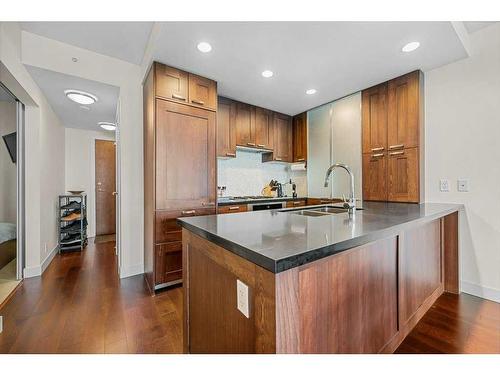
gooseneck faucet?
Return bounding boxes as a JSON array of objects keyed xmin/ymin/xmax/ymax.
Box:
[{"xmin": 324, "ymin": 163, "xmax": 356, "ymax": 214}]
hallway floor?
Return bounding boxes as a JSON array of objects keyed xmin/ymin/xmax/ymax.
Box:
[{"xmin": 0, "ymin": 240, "xmax": 498, "ymax": 353}]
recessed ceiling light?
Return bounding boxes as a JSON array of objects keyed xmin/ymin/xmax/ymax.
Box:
[
  {"xmin": 98, "ymin": 122, "xmax": 116, "ymax": 131},
  {"xmin": 64, "ymin": 89, "xmax": 98, "ymax": 105},
  {"xmin": 262, "ymin": 70, "xmax": 274, "ymax": 78},
  {"xmin": 306, "ymin": 89, "xmax": 317, "ymax": 95},
  {"xmin": 197, "ymin": 42, "xmax": 212, "ymax": 53},
  {"xmin": 402, "ymin": 41, "xmax": 420, "ymax": 52}
]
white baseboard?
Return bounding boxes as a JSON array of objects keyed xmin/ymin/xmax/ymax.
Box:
[
  {"xmin": 120, "ymin": 263, "xmax": 144, "ymax": 279},
  {"xmin": 23, "ymin": 245, "xmax": 58, "ymax": 278},
  {"xmin": 461, "ymin": 280, "xmax": 500, "ymax": 303}
]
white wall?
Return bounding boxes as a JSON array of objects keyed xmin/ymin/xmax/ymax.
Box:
[
  {"xmin": 425, "ymin": 23, "xmax": 500, "ymax": 302},
  {"xmin": 0, "ymin": 101, "xmax": 17, "ymax": 223},
  {"xmin": 20, "ymin": 30, "xmax": 144, "ymax": 278},
  {"xmin": 65, "ymin": 128, "xmax": 115, "ymax": 238},
  {"xmin": 217, "ymin": 150, "xmax": 307, "ymax": 197},
  {"xmin": 0, "ymin": 22, "xmax": 66, "ymax": 277}
]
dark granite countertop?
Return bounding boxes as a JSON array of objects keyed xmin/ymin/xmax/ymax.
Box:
[
  {"xmin": 178, "ymin": 201, "xmax": 462, "ymax": 273},
  {"xmin": 217, "ymin": 196, "xmax": 308, "ymax": 206}
]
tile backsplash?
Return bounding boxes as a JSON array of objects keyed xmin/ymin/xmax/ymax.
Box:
[{"xmin": 217, "ymin": 150, "xmax": 307, "ymax": 197}]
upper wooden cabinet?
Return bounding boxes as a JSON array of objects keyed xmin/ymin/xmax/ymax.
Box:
[
  {"xmin": 387, "ymin": 71, "xmax": 421, "ymax": 150},
  {"xmin": 154, "ymin": 62, "xmax": 217, "ymax": 111},
  {"xmin": 362, "ymin": 71, "xmax": 423, "ymax": 203},
  {"xmin": 362, "ymin": 83, "xmax": 388, "ymax": 154},
  {"xmin": 270, "ymin": 113, "xmax": 292, "ymax": 162},
  {"xmin": 188, "ymin": 73, "xmax": 217, "ymax": 110},
  {"xmin": 255, "ymin": 107, "xmax": 273, "ymax": 150},
  {"xmin": 235, "ymin": 102, "xmax": 256, "ymax": 147},
  {"xmin": 217, "ymin": 97, "xmax": 237, "ymax": 158},
  {"xmin": 292, "ymin": 112, "xmax": 307, "ymax": 162}
]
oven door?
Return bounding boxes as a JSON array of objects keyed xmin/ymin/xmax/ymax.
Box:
[{"xmin": 248, "ymin": 201, "xmax": 286, "ymax": 211}]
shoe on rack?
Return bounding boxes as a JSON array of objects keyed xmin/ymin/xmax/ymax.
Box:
[
  {"xmin": 61, "ymin": 211, "xmax": 81, "ymax": 221},
  {"xmin": 61, "ymin": 201, "xmax": 81, "ymax": 210}
]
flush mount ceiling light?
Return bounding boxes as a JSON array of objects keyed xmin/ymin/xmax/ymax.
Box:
[
  {"xmin": 98, "ymin": 122, "xmax": 116, "ymax": 131},
  {"xmin": 64, "ymin": 89, "xmax": 98, "ymax": 105},
  {"xmin": 261, "ymin": 70, "xmax": 274, "ymax": 78},
  {"xmin": 402, "ymin": 41, "xmax": 420, "ymax": 52},
  {"xmin": 197, "ymin": 42, "xmax": 212, "ymax": 53},
  {"xmin": 306, "ymin": 88, "xmax": 317, "ymax": 95}
]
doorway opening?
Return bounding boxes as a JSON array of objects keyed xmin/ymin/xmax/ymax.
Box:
[
  {"xmin": 0, "ymin": 82, "xmax": 24, "ymax": 307},
  {"xmin": 94, "ymin": 139, "xmax": 117, "ymax": 244}
]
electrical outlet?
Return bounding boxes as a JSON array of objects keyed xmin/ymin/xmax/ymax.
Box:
[
  {"xmin": 439, "ymin": 179, "xmax": 450, "ymax": 192},
  {"xmin": 458, "ymin": 179, "xmax": 469, "ymax": 192},
  {"xmin": 236, "ymin": 279, "xmax": 249, "ymax": 318}
]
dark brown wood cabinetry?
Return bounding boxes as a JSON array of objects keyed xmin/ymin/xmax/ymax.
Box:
[
  {"xmin": 292, "ymin": 112, "xmax": 307, "ymax": 163},
  {"xmin": 235, "ymin": 102, "xmax": 256, "ymax": 147},
  {"xmin": 144, "ymin": 62, "xmax": 217, "ymax": 292},
  {"xmin": 218, "ymin": 204, "xmax": 248, "ymax": 214},
  {"xmin": 263, "ymin": 112, "xmax": 292, "ymax": 162},
  {"xmin": 217, "ymin": 97, "xmax": 236, "ymax": 157},
  {"xmin": 255, "ymin": 107, "xmax": 274, "ymax": 150},
  {"xmin": 362, "ymin": 71, "xmax": 423, "ymax": 203},
  {"xmin": 286, "ymin": 200, "xmax": 306, "ymax": 208}
]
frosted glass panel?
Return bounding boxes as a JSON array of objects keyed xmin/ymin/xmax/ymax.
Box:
[{"xmin": 307, "ymin": 103, "xmax": 332, "ymax": 197}]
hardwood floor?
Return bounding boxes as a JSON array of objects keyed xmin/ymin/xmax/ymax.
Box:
[
  {"xmin": 0, "ymin": 240, "xmax": 183, "ymax": 354},
  {"xmin": 396, "ymin": 292, "xmax": 500, "ymax": 354},
  {"xmin": 0, "ymin": 239, "xmax": 498, "ymax": 354}
]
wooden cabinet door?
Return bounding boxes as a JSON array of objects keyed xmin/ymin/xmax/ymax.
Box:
[
  {"xmin": 254, "ymin": 107, "xmax": 273, "ymax": 150},
  {"xmin": 155, "ymin": 242, "xmax": 183, "ymax": 285},
  {"xmin": 273, "ymin": 113, "xmax": 292, "ymax": 162},
  {"xmin": 292, "ymin": 112, "xmax": 307, "ymax": 162},
  {"xmin": 286, "ymin": 200, "xmax": 306, "ymax": 208},
  {"xmin": 235, "ymin": 102, "xmax": 255, "ymax": 147},
  {"xmin": 217, "ymin": 97, "xmax": 236, "ymax": 158},
  {"xmin": 387, "ymin": 147, "xmax": 419, "ymax": 203},
  {"xmin": 388, "ymin": 71, "xmax": 420, "ymax": 151},
  {"xmin": 188, "ymin": 73, "xmax": 217, "ymax": 110},
  {"xmin": 218, "ymin": 204, "xmax": 248, "ymax": 214},
  {"xmin": 362, "ymin": 153, "xmax": 387, "ymax": 201},
  {"xmin": 155, "ymin": 64, "xmax": 189, "ymax": 103},
  {"xmin": 155, "ymin": 100, "xmax": 216, "ymax": 210},
  {"xmin": 362, "ymin": 83, "xmax": 388, "ymax": 154}
]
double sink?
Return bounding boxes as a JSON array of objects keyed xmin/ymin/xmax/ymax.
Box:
[{"xmin": 281, "ymin": 205, "xmax": 363, "ymax": 217}]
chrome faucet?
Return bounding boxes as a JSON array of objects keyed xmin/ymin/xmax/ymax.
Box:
[{"xmin": 324, "ymin": 163, "xmax": 356, "ymax": 214}]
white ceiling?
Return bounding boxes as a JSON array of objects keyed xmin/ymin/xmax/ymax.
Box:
[
  {"xmin": 26, "ymin": 65, "xmax": 119, "ymax": 131},
  {"xmin": 463, "ymin": 21, "xmax": 497, "ymax": 34},
  {"xmin": 21, "ymin": 22, "xmax": 153, "ymax": 64}
]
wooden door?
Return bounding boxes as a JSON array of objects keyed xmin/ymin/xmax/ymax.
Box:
[
  {"xmin": 95, "ymin": 139, "xmax": 116, "ymax": 235},
  {"xmin": 188, "ymin": 73, "xmax": 217, "ymax": 110},
  {"xmin": 235, "ymin": 102, "xmax": 255, "ymax": 147},
  {"xmin": 387, "ymin": 147, "xmax": 419, "ymax": 203},
  {"xmin": 155, "ymin": 64, "xmax": 189, "ymax": 103},
  {"xmin": 217, "ymin": 97, "xmax": 236, "ymax": 157},
  {"xmin": 362, "ymin": 153, "xmax": 387, "ymax": 201},
  {"xmin": 155, "ymin": 100, "xmax": 216, "ymax": 210},
  {"xmin": 362, "ymin": 83, "xmax": 388, "ymax": 154},
  {"xmin": 388, "ymin": 71, "xmax": 420, "ymax": 151},
  {"xmin": 293, "ymin": 112, "xmax": 307, "ymax": 162},
  {"xmin": 273, "ymin": 113, "xmax": 292, "ymax": 162},
  {"xmin": 255, "ymin": 107, "xmax": 273, "ymax": 150}
]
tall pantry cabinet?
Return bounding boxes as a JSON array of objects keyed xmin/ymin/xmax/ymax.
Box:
[
  {"xmin": 144, "ymin": 62, "xmax": 217, "ymax": 292},
  {"xmin": 362, "ymin": 70, "xmax": 424, "ymax": 203}
]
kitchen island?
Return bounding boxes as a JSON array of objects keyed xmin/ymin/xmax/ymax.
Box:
[{"xmin": 178, "ymin": 202, "xmax": 461, "ymax": 354}]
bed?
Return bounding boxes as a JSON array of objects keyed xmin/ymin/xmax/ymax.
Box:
[{"xmin": 0, "ymin": 222, "xmax": 16, "ymax": 270}]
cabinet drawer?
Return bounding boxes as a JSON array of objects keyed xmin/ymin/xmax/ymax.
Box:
[
  {"xmin": 306, "ymin": 198, "xmax": 343, "ymax": 206},
  {"xmin": 155, "ymin": 208, "xmax": 215, "ymax": 243},
  {"xmin": 218, "ymin": 204, "xmax": 248, "ymax": 214},
  {"xmin": 155, "ymin": 242, "xmax": 183, "ymax": 285},
  {"xmin": 155, "ymin": 64, "xmax": 189, "ymax": 103},
  {"xmin": 286, "ymin": 200, "xmax": 306, "ymax": 208}
]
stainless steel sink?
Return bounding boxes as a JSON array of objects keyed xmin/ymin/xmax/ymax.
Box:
[
  {"xmin": 291, "ymin": 210, "xmax": 331, "ymax": 217},
  {"xmin": 282, "ymin": 205, "xmax": 363, "ymax": 217},
  {"xmin": 310, "ymin": 206, "xmax": 349, "ymax": 214}
]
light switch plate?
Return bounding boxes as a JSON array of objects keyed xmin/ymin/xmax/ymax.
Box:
[
  {"xmin": 458, "ymin": 179, "xmax": 469, "ymax": 192},
  {"xmin": 440, "ymin": 179, "xmax": 450, "ymax": 192},
  {"xmin": 236, "ymin": 279, "xmax": 249, "ymax": 318}
]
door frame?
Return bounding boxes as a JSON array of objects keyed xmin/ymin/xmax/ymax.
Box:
[
  {"xmin": 94, "ymin": 139, "xmax": 117, "ymax": 237},
  {"xmin": 16, "ymin": 100, "xmax": 25, "ymax": 280}
]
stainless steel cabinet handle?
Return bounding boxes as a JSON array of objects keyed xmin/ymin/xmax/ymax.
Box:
[
  {"xmin": 172, "ymin": 93, "xmax": 186, "ymax": 101},
  {"xmin": 389, "ymin": 151, "xmax": 405, "ymax": 156},
  {"xmin": 202, "ymin": 202, "xmax": 215, "ymax": 206},
  {"xmin": 320, "ymin": 200, "xmax": 331, "ymax": 203},
  {"xmin": 371, "ymin": 153, "xmax": 385, "ymax": 158},
  {"xmin": 228, "ymin": 206, "xmax": 240, "ymax": 210},
  {"xmin": 371, "ymin": 147, "xmax": 385, "ymax": 152},
  {"xmin": 275, "ymin": 157, "xmax": 282, "ymax": 161},
  {"xmin": 296, "ymin": 158, "xmax": 305, "ymax": 161},
  {"xmin": 389, "ymin": 144, "xmax": 404, "ymax": 150},
  {"xmin": 293, "ymin": 201, "xmax": 303, "ymax": 205},
  {"xmin": 247, "ymin": 142, "xmax": 256, "ymax": 146},
  {"xmin": 181, "ymin": 210, "xmax": 196, "ymax": 215},
  {"xmin": 191, "ymin": 99, "xmax": 205, "ymax": 105},
  {"xmin": 257, "ymin": 144, "xmax": 266, "ymax": 148},
  {"xmin": 225, "ymin": 152, "xmax": 236, "ymax": 157}
]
